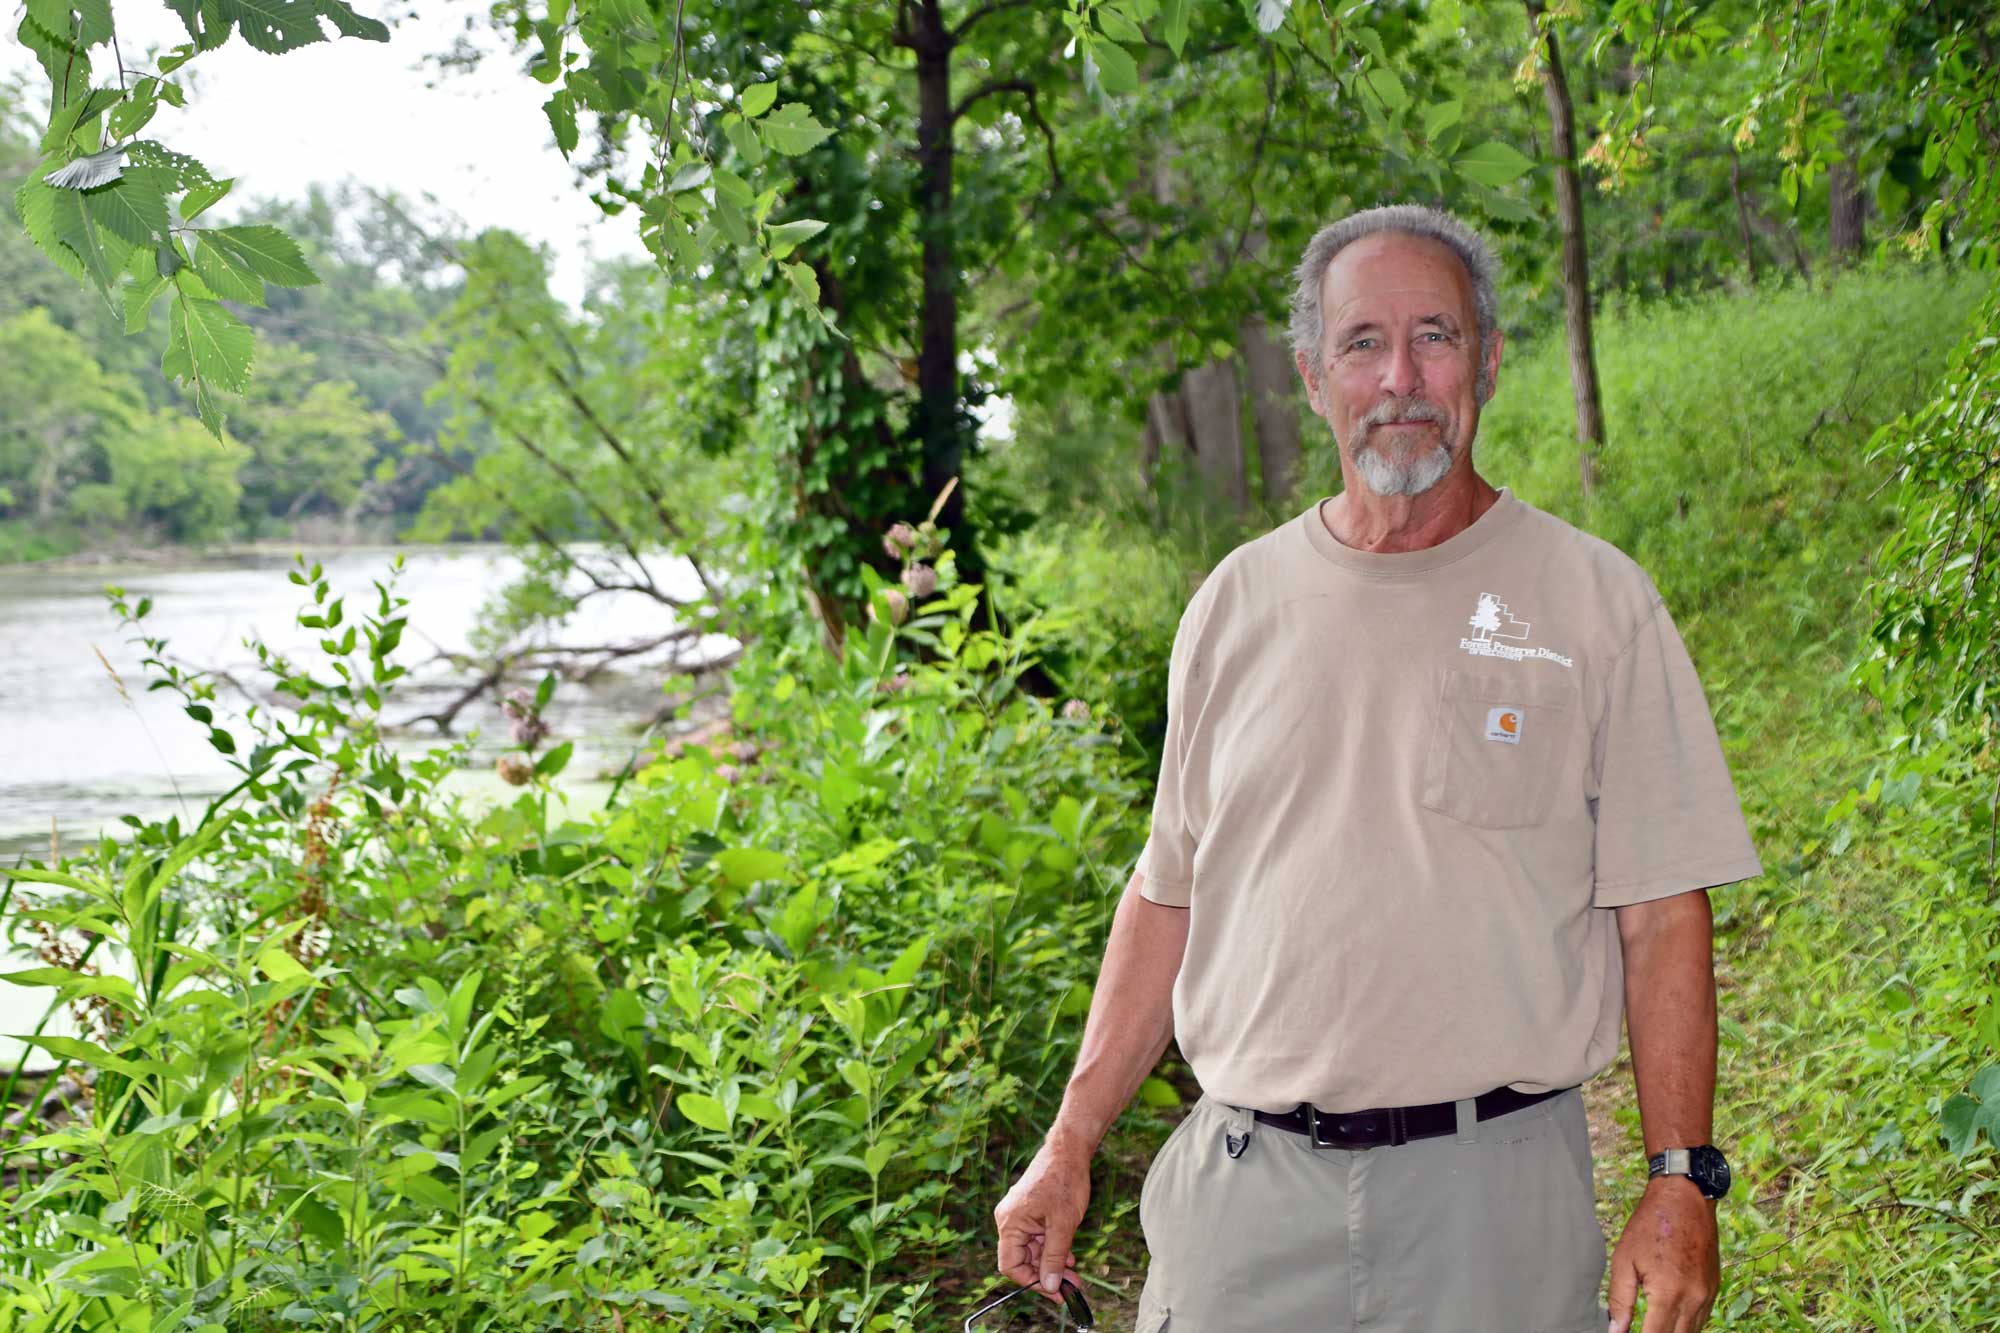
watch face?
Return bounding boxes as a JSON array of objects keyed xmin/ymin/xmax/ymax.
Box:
[{"xmin": 1689, "ymin": 1145, "xmax": 1731, "ymax": 1199}]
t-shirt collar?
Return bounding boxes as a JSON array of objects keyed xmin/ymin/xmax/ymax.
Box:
[{"xmin": 1298, "ymin": 486, "xmax": 1523, "ymax": 577}]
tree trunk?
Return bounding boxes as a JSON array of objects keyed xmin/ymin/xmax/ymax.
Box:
[
  {"xmin": 1140, "ymin": 386, "xmax": 1190, "ymax": 492},
  {"xmin": 1181, "ymin": 361, "xmax": 1247, "ymax": 514},
  {"xmin": 1828, "ymin": 154, "xmax": 1866, "ymax": 265},
  {"xmin": 909, "ymin": 0, "xmax": 983, "ymax": 584},
  {"xmin": 1729, "ymin": 148, "xmax": 1759, "ymax": 285},
  {"xmin": 1240, "ymin": 313, "xmax": 1303, "ymax": 505},
  {"xmin": 1525, "ymin": 0, "xmax": 1607, "ymax": 500}
]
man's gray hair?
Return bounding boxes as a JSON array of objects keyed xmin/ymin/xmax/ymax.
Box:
[{"xmin": 1287, "ymin": 204, "xmax": 1501, "ymax": 402}]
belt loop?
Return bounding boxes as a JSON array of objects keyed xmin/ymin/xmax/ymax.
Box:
[
  {"xmin": 1224, "ymin": 1104, "xmax": 1254, "ymax": 1159},
  {"xmin": 1454, "ymin": 1096, "xmax": 1478, "ymax": 1143}
]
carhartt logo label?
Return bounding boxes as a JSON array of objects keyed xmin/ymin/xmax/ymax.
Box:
[
  {"xmin": 1459, "ymin": 592, "xmax": 1574, "ymax": 669},
  {"xmin": 1485, "ymin": 706, "xmax": 1522, "ymax": 744}
]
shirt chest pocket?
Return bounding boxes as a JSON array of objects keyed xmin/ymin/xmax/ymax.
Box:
[{"xmin": 1422, "ymin": 668, "xmax": 1579, "ymax": 829}]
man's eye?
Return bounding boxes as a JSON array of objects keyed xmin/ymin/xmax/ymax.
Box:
[
  {"xmin": 1349, "ymin": 338, "xmax": 1377, "ymax": 351},
  {"xmin": 1421, "ymin": 331, "xmax": 1448, "ymax": 342}
]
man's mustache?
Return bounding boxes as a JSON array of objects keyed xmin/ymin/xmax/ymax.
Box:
[{"xmin": 1362, "ymin": 397, "xmax": 1448, "ymax": 431}]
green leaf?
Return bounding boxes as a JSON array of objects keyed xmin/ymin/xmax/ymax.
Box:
[
  {"xmin": 677, "ymin": 1092, "xmax": 731, "ymax": 1133},
  {"xmin": 1051, "ymin": 794, "xmax": 1084, "ymax": 844},
  {"xmin": 16, "ymin": 177, "xmax": 86, "ymax": 279},
  {"xmin": 740, "ymin": 81, "xmax": 778, "ymax": 118},
  {"xmin": 50, "ymin": 177, "xmax": 128, "ymax": 289},
  {"xmin": 667, "ymin": 161, "xmax": 712, "ymax": 193},
  {"xmin": 126, "ymin": 140, "xmax": 217, "ymax": 189},
  {"xmin": 1138, "ymin": 1077, "xmax": 1181, "ymax": 1107},
  {"xmin": 765, "ymin": 217, "xmax": 826, "ymax": 260},
  {"xmin": 1454, "ymin": 140, "xmax": 1535, "ymax": 187},
  {"xmin": 43, "ymin": 88, "xmax": 125, "ymax": 155},
  {"xmin": 81, "ymin": 169, "xmax": 170, "ymax": 249},
  {"xmin": 715, "ymin": 847, "xmax": 790, "ymax": 887},
  {"xmin": 1424, "ymin": 100, "xmax": 1463, "ymax": 141},
  {"xmin": 189, "ymin": 233, "xmax": 268, "ymax": 306},
  {"xmin": 1941, "ymin": 1093, "xmax": 1981, "ymax": 1156},
  {"xmin": 123, "ymin": 268, "xmax": 169, "ymax": 333},
  {"xmin": 545, "ymin": 89, "xmax": 579, "ymax": 156},
  {"xmin": 1088, "ymin": 37, "xmax": 1138, "ymax": 96},
  {"xmin": 409, "ymin": 1063, "xmax": 458, "ymax": 1095},
  {"xmin": 257, "ymin": 948, "xmax": 310, "ymax": 983},
  {"xmin": 722, "ymin": 115, "xmax": 764, "ymax": 166},
  {"xmin": 1361, "ymin": 67, "xmax": 1409, "ymax": 116},
  {"xmin": 1096, "ymin": 7, "xmax": 1143, "ymax": 44},
  {"xmin": 1351, "ymin": 25, "xmax": 1390, "ymax": 69},
  {"xmin": 202, "ymin": 224, "xmax": 318, "ymax": 286},
  {"xmin": 783, "ymin": 259, "xmax": 819, "ymax": 308},
  {"xmin": 761, "ymin": 103, "xmax": 832, "ymax": 156},
  {"xmin": 163, "ymin": 293, "xmax": 255, "ymax": 397},
  {"xmin": 533, "ymin": 740, "xmax": 573, "ymax": 778},
  {"xmin": 179, "ymin": 178, "xmax": 232, "ymax": 223},
  {"xmin": 1162, "ymin": 0, "xmax": 1191, "ymax": 57},
  {"xmin": 317, "ymin": 0, "xmax": 390, "ymax": 41},
  {"xmin": 216, "ymin": 0, "xmax": 327, "ymax": 54}
]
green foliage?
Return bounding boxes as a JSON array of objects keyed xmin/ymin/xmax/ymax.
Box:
[
  {"xmin": 1, "ymin": 516, "xmax": 1153, "ymax": 1327},
  {"xmin": 12, "ymin": 0, "xmax": 375, "ymax": 436}
]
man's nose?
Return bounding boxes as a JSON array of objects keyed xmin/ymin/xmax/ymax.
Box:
[{"xmin": 1379, "ymin": 339, "xmax": 1422, "ymax": 398}]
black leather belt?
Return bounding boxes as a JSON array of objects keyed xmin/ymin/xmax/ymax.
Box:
[{"xmin": 1251, "ymin": 1084, "xmax": 1571, "ymax": 1149}]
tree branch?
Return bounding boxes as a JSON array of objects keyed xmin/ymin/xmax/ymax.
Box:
[{"xmin": 947, "ymin": 0, "xmax": 1034, "ymax": 44}]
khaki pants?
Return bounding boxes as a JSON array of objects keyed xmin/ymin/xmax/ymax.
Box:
[{"xmin": 1135, "ymin": 1088, "xmax": 1608, "ymax": 1331}]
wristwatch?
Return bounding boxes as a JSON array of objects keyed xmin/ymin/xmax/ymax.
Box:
[{"xmin": 1647, "ymin": 1145, "xmax": 1731, "ymax": 1199}]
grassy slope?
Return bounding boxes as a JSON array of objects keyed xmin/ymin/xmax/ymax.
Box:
[
  {"xmin": 1484, "ymin": 266, "xmax": 1998, "ymax": 1330},
  {"xmin": 1020, "ymin": 265, "xmax": 1997, "ymax": 1331}
]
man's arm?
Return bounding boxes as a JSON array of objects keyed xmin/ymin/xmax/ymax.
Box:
[
  {"xmin": 1608, "ymin": 887, "xmax": 1721, "ymax": 1333},
  {"xmin": 993, "ymin": 868, "xmax": 1189, "ymax": 1297}
]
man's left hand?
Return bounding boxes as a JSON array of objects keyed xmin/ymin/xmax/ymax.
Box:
[{"xmin": 1606, "ymin": 1176, "xmax": 1719, "ymax": 1333}]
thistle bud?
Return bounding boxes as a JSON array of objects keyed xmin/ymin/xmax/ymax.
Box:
[
  {"xmin": 877, "ymin": 670, "xmax": 912, "ymax": 695},
  {"xmin": 883, "ymin": 521, "xmax": 919, "ymax": 559},
  {"xmin": 901, "ymin": 563, "xmax": 937, "ymax": 599},
  {"xmin": 496, "ymin": 754, "xmax": 534, "ymax": 786},
  {"xmin": 716, "ymin": 763, "xmax": 742, "ymax": 784},
  {"xmin": 1062, "ymin": 699, "xmax": 1091, "ymax": 722}
]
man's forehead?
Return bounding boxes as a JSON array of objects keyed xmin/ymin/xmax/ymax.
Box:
[{"xmin": 1320, "ymin": 233, "xmax": 1474, "ymax": 317}]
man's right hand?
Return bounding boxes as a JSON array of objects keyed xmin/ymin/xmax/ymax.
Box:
[{"xmin": 994, "ymin": 1136, "xmax": 1092, "ymax": 1301}]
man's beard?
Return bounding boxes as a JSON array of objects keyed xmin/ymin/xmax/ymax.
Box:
[{"xmin": 1348, "ymin": 396, "xmax": 1459, "ymax": 498}]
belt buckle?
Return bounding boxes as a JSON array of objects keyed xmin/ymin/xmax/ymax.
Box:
[
  {"xmin": 1304, "ymin": 1104, "xmax": 1406, "ymax": 1150},
  {"xmin": 1305, "ymin": 1105, "xmax": 1360, "ymax": 1150}
]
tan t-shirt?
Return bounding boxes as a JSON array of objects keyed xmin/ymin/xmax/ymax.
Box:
[{"xmin": 1135, "ymin": 488, "xmax": 1762, "ymax": 1112}]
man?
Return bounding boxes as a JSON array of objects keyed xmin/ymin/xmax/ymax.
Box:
[{"xmin": 992, "ymin": 204, "xmax": 1760, "ymax": 1333}]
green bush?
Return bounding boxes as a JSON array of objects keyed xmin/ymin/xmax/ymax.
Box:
[{"xmin": 1, "ymin": 535, "xmax": 1150, "ymax": 1330}]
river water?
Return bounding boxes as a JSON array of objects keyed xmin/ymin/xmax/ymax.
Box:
[{"xmin": 1, "ymin": 543, "xmax": 735, "ymax": 1069}]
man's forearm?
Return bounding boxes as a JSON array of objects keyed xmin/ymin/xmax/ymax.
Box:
[
  {"xmin": 1045, "ymin": 871, "xmax": 1190, "ymax": 1160},
  {"xmin": 1617, "ymin": 888, "xmax": 1717, "ymax": 1154}
]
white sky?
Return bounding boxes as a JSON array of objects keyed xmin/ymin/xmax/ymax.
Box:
[{"xmin": 3, "ymin": 2, "xmax": 650, "ymax": 306}]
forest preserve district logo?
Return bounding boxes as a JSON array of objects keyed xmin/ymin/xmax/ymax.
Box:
[{"xmin": 1459, "ymin": 592, "xmax": 1575, "ymax": 668}]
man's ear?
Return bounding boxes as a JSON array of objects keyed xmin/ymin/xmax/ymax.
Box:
[
  {"xmin": 1294, "ymin": 348, "xmax": 1322, "ymax": 412},
  {"xmin": 1480, "ymin": 327, "xmax": 1504, "ymax": 405}
]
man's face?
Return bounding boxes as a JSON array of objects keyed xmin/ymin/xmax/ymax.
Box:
[{"xmin": 1294, "ymin": 231, "xmax": 1502, "ymax": 498}]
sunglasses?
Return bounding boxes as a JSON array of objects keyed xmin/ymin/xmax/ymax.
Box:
[{"xmin": 963, "ymin": 1276, "xmax": 1096, "ymax": 1331}]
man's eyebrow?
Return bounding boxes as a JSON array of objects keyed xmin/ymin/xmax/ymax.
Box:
[
  {"xmin": 1334, "ymin": 319, "xmax": 1382, "ymax": 342},
  {"xmin": 1417, "ymin": 312, "xmax": 1463, "ymax": 332}
]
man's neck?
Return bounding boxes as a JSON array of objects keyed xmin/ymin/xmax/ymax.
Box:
[{"xmin": 1322, "ymin": 464, "xmax": 1500, "ymax": 554}]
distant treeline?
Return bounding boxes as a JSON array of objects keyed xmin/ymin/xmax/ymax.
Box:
[{"xmin": 0, "ymin": 114, "xmax": 479, "ymax": 562}]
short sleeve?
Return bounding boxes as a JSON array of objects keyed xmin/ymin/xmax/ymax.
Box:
[
  {"xmin": 1590, "ymin": 601, "xmax": 1762, "ymax": 908},
  {"xmin": 1135, "ymin": 609, "xmax": 1198, "ymax": 907}
]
